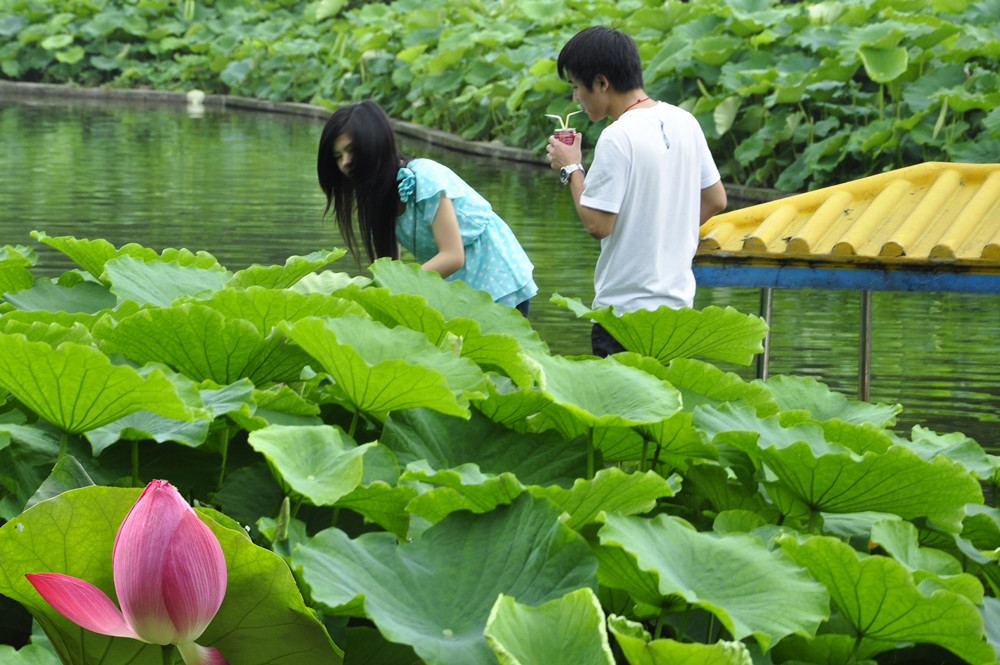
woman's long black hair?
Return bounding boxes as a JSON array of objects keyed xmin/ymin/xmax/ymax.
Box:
[{"xmin": 317, "ymin": 101, "xmax": 406, "ymax": 265}]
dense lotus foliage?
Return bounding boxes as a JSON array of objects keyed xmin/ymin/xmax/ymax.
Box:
[
  {"xmin": 1, "ymin": 0, "xmax": 998, "ymax": 191},
  {"xmin": 1, "ymin": 234, "xmax": 999, "ymax": 664}
]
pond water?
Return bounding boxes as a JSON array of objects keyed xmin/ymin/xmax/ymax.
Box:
[{"xmin": 1, "ymin": 96, "xmax": 997, "ymax": 449}]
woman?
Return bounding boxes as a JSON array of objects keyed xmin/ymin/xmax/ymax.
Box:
[{"xmin": 317, "ymin": 101, "xmax": 537, "ymax": 314}]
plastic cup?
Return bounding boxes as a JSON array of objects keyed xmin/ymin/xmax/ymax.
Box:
[{"xmin": 554, "ymin": 128, "xmax": 577, "ymax": 145}]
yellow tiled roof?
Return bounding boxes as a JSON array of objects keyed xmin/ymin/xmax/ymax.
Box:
[{"xmin": 700, "ymin": 163, "xmax": 1000, "ymax": 270}]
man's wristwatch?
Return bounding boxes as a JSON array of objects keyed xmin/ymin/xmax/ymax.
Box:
[{"xmin": 560, "ymin": 163, "xmax": 585, "ymax": 185}]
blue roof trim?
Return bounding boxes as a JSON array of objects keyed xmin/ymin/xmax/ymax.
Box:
[{"xmin": 693, "ymin": 265, "xmax": 1000, "ymax": 294}]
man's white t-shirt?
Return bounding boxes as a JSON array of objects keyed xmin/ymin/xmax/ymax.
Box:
[{"xmin": 580, "ymin": 101, "xmax": 720, "ymax": 313}]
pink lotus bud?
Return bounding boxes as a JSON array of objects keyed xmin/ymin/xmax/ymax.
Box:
[{"xmin": 26, "ymin": 480, "xmax": 229, "ymax": 665}]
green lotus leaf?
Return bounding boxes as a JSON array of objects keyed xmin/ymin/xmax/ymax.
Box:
[
  {"xmin": 368, "ymin": 257, "xmax": 548, "ymax": 356},
  {"xmin": 771, "ymin": 633, "xmax": 882, "ymax": 665},
  {"xmin": 25, "ymin": 455, "xmax": 96, "ymax": 511},
  {"xmin": 551, "ymin": 294, "xmax": 766, "ymax": 366},
  {"xmin": 0, "ymin": 485, "xmax": 343, "ymax": 665},
  {"xmin": 869, "ymin": 520, "xmax": 984, "ymax": 602},
  {"xmin": 1, "ymin": 320, "xmax": 93, "ymax": 347},
  {"xmin": 781, "ymin": 535, "xmax": 995, "ymax": 664},
  {"xmin": 983, "ymin": 597, "xmax": 1000, "ymax": 659},
  {"xmin": 197, "ymin": 285, "xmax": 367, "ymax": 333},
  {"xmin": 247, "ymin": 424, "xmax": 371, "ymax": 506},
  {"xmin": 293, "ymin": 494, "xmax": 597, "ymax": 665},
  {"xmin": 0, "ymin": 334, "xmax": 190, "ymax": 434},
  {"xmin": 475, "ymin": 375, "xmax": 554, "ymax": 427},
  {"xmin": 598, "ymin": 513, "xmax": 829, "ymax": 650},
  {"xmin": 534, "ymin": 354, "xmax": 682, "ymax": 437},
  {"xmin": 531, "ymin": 467, "xmax": 675, "ymax": 530},
  {"xmin": 335, "ymin": 481, "xmax": 419, "ymax": 540},
  {"xmin": 484, "ymin": 589, "xmax": 614, "ymax": 665},
  {"xmin": 0, "ymin": 645, "xmax": 61, "ymax": 665},
  {"xmin": 0, "ymin": 309, "xmax": 105, "ymax": 332},
  {"xmin": 85, "ymin": 410, "xmax": 211, "ymax": 454},
  {"xmin": 280, "ymin": 315, "xmax": 487, "ymax": 419},
  {"xmin": 608, "ymin": 615, "xmax": 752, "ymax": 665},
  {"xmin": 380, "ymin": 408, "xmax": 587, "ymax": 487},
  {"xmin": 696, "ymin": 402, "xmax": 983, "ymax": 531},
  {"xmin": 94, "ymin": 303, "xmax": 313, "ymax": 384},
  {"xmin": 337, "ymin": 282, "xmax": 538, "ymax": 387},
  {"xmin": 0, "ymin": 245, "xmax": 35, "ymax": 294},
  {"xmin": 859, "ymin": 44, "xmax": 908, "ymax": 83},
  {"xmin": 660, "ymin": 356, "xmax": 778, "ymax": 416},
  {"xmin": 31, "ymin": 231, "xmax": 221, "ymax": 282},
  {"xmin": 104, "ymin": 255, "xmax": 231, "ymax": 306},
  {"xmin": 904, "ymin": 425, "xmax": 995, "ymax": 479},
  {"xmin": 762, "ymin": 374, "xmax": 900, "ymax": 426},
  {"xmin": 2, "ymin": 278, "xmax": 116, "ymax": 314},
  {"xmin": 226, "ymin": 249, "xmax": 346, "ymax": 289},
  {"xmin": 84, "ymin": 378, "xmax": 254, "ymax": 454},
  {"xmin": 403, "ymin": 462, "xmax": 525, "ymax": 523},
  {"xmin": 290, "ymin": 270, "xmax": 371, "ymax": 295}
]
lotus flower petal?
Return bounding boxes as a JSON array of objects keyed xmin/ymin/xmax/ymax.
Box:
[
  {"xmin": 24, "ymin": 573, "xmax": 139, "ymax": 640},
  {"xmin": 177, "ymin": 641, "xmax": 230, "ymax": 665},
  {"xmin": 162, "ymin": 509, "xmax": 227, "ymax": 642},
  {"xmin": 112, "ymin": 480, "xmax": 226, "ymax": 645},
  {"xmin": 113, "ymin": 480, "xmax": 188, "ymax": 644}
]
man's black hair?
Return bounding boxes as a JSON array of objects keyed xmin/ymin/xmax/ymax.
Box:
[{"xmin": 557, "ymin": 26, "xmax": 644, "ymax": 92}]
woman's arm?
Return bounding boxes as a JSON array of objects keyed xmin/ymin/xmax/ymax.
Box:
[{"xmin": 421, "ymin": 193, "xmax": 465, "ymax": 277}]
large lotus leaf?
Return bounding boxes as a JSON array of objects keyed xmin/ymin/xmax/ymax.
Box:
[
  {"xmin": 335, "ymin": 481, "xmax": 419, "ymax": 540},
  {"xmin": 660, "ymin": 356, "xmax": 778, "ymax": 416},
  {"xmin": 531, "ymin": 467, "xmax": 676, "ymax": 530},
  {"xmin": 0, "ymin": 645, "xmax": 61, "ymax": 665},
  {"xmin": 197, "ymin": 285, "xmax": 366, "ymax": 333},
  {"xmin": 484, "ymin": 589, "xmax": 614, "ymax": 665},
  {"xmin": 94, "ymin": 303, "xmax": 313, "ymax": 384},
  {"xmin": 598, "ymin": 513, "xmax": 829, "ymax": 650},
  {"xmin": 534, "ymin": 354, "xmax": 682, "ymax": 437},
  {"xmin": 780, "ymin": 535, "xmax": 995, "ymax": 664},
  {"xmin": 292, "ymin": 493, "xmax": 597, "ymax": 665},
  {"xmin": 984, "ymin": 597, "xmax": 1000, "ymax": 660},
  {"xmin": 870, "ymin": 519, "xmax": 965, "ymax": 577},
  {"xmin": 0, "ymin": 309, "xmax": 105, "ymax": 333},
  {"xmin": 31, "ymin": 231, "xmax": 221, "ymax": 282},
  {"xmin": 683, "ymin": 463, "xmax": 779, "ymax": 521},
  {"xmin": 380, "ymin": 408, "xmax": 587, "ymax": 488},
  {"xmin": 0, "ymin": 244, "xmax": 35, "ymax": 294},
  {"xmin": 290, "ymin": 270, "xmax": 371, "ymax": 295},
  {"xmin": 337, "ymin": 282, "xmax": 538, "ymax": 387},
  {"xmin": 280, "ymin": 315, "xmax": 486, "ymax": 419},
  {"xmin": 225, "ymin": 249, "xmax": 346, "ymax": 289},
  {"xmin": 475, "ymin": 375, "xmax": 555, "ymax": 427},
  {"xmin": 696, "ymin": 402, "xmax": 983, "ymax": 531},
  {"xmin": 368, "ymin": 257, "xmax": 549, "ymax": 355},
  {"xmin": 85, "ymin": 379, "xmax": 255, "ymax": 454},
  {"xmin": 2, "ymin": 278, "xmax": 116, "ymax": 314},
  {"xmin": 0, "ymin": 334, "xmax": 190, "ymax": 434},
  {"xmin": 551, "ymin": 294, "xmax": 766, "ymax": 366},
  {"xmin": 762, "ymin": 374, "xmax": 901, "ymax": 427},
  {"xmin": 0, "ymin": 486, "xmax": 342, "ymax": 665},
  {"xmin": 608, "ymin": 615, "xmax": 752, "ymax": 665},
  {"xmin": 403, "ymin": 462, "xmax": 526, "ymax": 523},
  {"xmin": 903, "ymin": 425, "xmax": 996, "ymax": 479},
  {"xmin": 103, "ymin": 255, "xmax": 231, "ymax": 306},
  {"xmin": 247, "ymin": 424, "xmax": 371, "ymax": 506},
  {"xmin": 771, "ymin": 633, "xmax": 882, "ymax": 665},
  {"xmin": 1, "ymin": 320, "xmax": 93, "ymax": 347}
]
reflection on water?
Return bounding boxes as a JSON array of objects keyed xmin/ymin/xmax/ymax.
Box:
[{"xmin": 1, "ymin": 98, "xmax": 997, "ymax": 448}]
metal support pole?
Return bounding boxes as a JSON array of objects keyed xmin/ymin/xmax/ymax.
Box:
[
  {"xmin": 756, "ymin": 287, "xmax": 773, "ymax": 381},
  {"xmin": 858, "ymin": 290, "xmax": 872, "ymax": 402}
]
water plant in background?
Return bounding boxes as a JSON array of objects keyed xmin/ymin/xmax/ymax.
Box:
[
  {"xmin": 0, "ymin": 234, "xmax": 999, "ymax": 664},
  {"xmin": 1, "ymin": 0, "xmax": 997, "ymax": 191}
]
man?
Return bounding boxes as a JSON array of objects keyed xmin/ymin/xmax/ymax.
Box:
[{"xmin": 546, "ymin": 26, "xmax": 728, "ymax": 357}]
